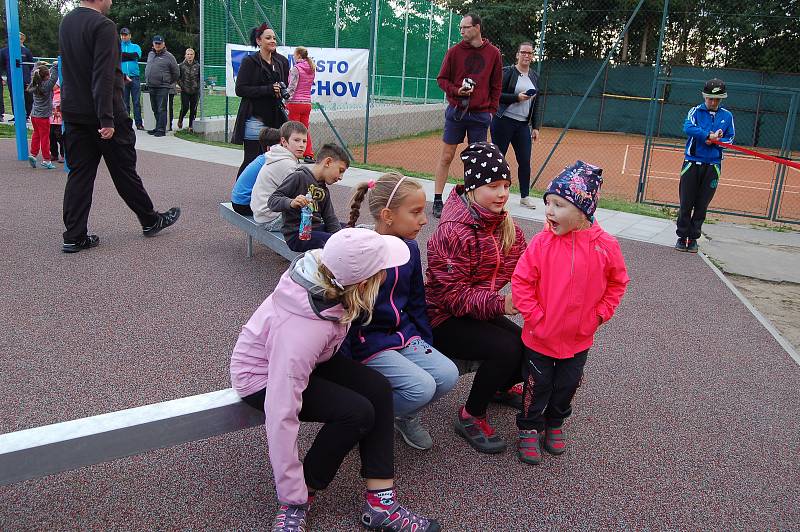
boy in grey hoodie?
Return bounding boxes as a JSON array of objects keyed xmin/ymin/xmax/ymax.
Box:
[{"xmin": 250, "ymin": 121, "xmax": 308, "ymax": 226}]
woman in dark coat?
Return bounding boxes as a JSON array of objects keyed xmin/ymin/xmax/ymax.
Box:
[{"xmin": 232, "ymin": 24, "xmax": 289, "ymax": 176}]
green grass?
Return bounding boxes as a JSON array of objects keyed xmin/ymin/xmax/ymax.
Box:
[
  {"xmin": 0, "ymin": 123, "xmax": 30, "ymax": 139},
  {"xmin": 174, "ymin": 129, "xmax": 242, "ymax": 150},
  {"xmin": 750, "ymin": 222, "xmax": 799, "ymax": 233}
]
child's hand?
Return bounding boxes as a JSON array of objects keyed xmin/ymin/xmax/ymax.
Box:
[
  {"xmin": 504, "ymin": 293, "xmax": 519, "ymax": 315},
  {"xmin": 290, "ymin": 195, "xmax": 311, "ymax": 209}
]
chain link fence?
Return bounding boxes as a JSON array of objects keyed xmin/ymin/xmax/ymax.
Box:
[{"xmin": 196, "ymin": 0, "xmax": 800, "ymax": 223}]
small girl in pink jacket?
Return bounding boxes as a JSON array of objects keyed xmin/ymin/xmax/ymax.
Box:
[
  {"xmin": 511, "ymin": 161, "xmax": 629, "ymax": 465},
  {"xmin": 230, "ymin": 228, "xmax": 440, "ymax": 532}
]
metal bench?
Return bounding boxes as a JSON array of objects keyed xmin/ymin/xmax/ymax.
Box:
[{"xmin": 219, "ymin": 202, "xmax": 301, "ymax": 261}]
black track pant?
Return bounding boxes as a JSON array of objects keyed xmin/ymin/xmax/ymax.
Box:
[
  {"xmin": 242, "ymin": 355, "xmax": 395, "ymax": 491},
  {"xmin": 433, "ymin": 316, "xmax": 524, "ymax": 417},
  {"xmin": 676, "ymin": 161, "xmax": 719, "ymax": 240},
  {"xmin": 516, "ymin": 348, "xmax": 588, "ymax": 432},
  {"xmin": 62, "ymin": 119, "xmax": 159, "ymax": 243}
]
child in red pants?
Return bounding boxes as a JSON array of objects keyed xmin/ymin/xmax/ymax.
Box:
[{"xmin": 27, "ymin": 62, "xmax": 59, "ymax": 169}]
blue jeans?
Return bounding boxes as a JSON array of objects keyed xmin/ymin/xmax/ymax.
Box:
[
  {"xmin": 149, "ymin": 87, "xmax": 169, "ymax": 133},
  {"xmin": 490, "ymin": 115, "xmax": 533, "ymax": 197},
  {"xmin": 123, "ymin": 76, "xmax": 143, "ymax": 126},
  {"xmin": 365, "ymin": 338, "xmax": 459, "ymax": 417}
]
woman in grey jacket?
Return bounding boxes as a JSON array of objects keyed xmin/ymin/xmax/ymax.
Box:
[{"xmin": 490, "ymin": 42, "xmax": 542, "ymax": 209}]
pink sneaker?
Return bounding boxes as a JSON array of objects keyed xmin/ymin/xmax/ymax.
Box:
[
  {"xmin": 517, "ymin": 429, "xmax": 543, "ymax": 465},
  {"xmin": 543, "ymin": 427, "xmax": 567, "ymax": 454}
]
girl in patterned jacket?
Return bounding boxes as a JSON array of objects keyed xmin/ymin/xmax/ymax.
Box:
[
  {"xmin": 425, "ymin": 142, "xmax": 527, "ymax": 454},
  {"xmin": 343, "ymin": 172, "xmax": 460, "ymax": 451},
  {"xmin": 511, "ymin": 161, "xmax": 629, "ymax": 465}
]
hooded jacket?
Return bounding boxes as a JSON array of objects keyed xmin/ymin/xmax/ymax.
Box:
[
  {"xmin": 511, "ymin": 222, "xmax": 629, "ymax": 359},
  {"xmin": 230, "ymin": 252, "xmax": 348, "ymax": 505},
  {"xmin": 288, "ymin": 59, "xmax": 315, "ymax": 104},
  {"xmin": 340, "ymin": 239, "xmax": 432, "ymax": 362},
  {"xmin": 683, "ymin": 103, "xmax": 735, "ymax": 165},
  {"xmin": 425, "ymin": 188, "xmax": 527, "ymax": 328},
  {"xmin": 250, "ymin": 145, "xmax": 300, "ymax": 224},
  {"xmin": 437, "ymin": 39, "xmax": 503, "ymax": 114}
]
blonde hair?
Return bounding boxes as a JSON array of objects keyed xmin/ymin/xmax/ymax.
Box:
[
  {"xmin": 316, "ymin": 259, "xmax": 385, "ymax": 324},
  {"xmin": 465, "ymin": 190, "xmax": 518, "ymax": 254},
  {"xmin": 294, "ymin": 46, "xmax": 316, "ymax": 71},
  {"xmin": 346, "ymin": 172, "xmax": 422, "ymax": 227}
]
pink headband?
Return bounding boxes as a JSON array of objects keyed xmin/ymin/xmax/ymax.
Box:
[{"xmin": 385, "ymin": 176, "xmax": 408, "ymax": 208}]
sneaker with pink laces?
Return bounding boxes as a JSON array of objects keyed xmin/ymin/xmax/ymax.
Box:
[
  {"xmin": 453, "ymin": 406, "xmax": 507, "ymax": 454},
  {"xmin": 272, "ymin": 502, "xmax": 309, "ymax": 531},
  {"xmin": 543, "ymin": 426, "xmax": 567, "ymax": 455},
  {"xmin": 517, "ymin": 429, "xmax": 543, "ymax": 465}
]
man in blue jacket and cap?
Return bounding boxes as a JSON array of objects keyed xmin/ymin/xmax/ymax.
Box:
[{"xmin": 676, "ymin": 78, "xmax": 735, "ymax": 253}]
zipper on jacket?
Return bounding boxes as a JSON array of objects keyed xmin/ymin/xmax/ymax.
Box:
[
  {"xmin": 390, "ymin": 266, "xmax": 401, "ymax": 326},
  {"xmin": 489, "ymin": 233, "xmax": 501, "ymax": 291}
]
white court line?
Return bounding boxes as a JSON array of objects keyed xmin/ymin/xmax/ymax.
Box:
[
  {"xmin": 0, "ymin": 388, "xmax": 242, "ymax": 454},
  {"xmin": 622, "ymin": 144, "xmax": 629, "ymax": 175}
]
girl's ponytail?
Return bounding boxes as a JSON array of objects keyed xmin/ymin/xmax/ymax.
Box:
[
  {"xmin": 346, "ymin": 182, "xmax": 370, "ymax": 228},
  {"xmin": 295, "ymin": 46, "xmax": 315, "ymax": 71}
]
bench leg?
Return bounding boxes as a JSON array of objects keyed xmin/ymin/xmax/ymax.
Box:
[{"xmin": 246, "ymin": 235, "xmax": 253, "ymax": 258}]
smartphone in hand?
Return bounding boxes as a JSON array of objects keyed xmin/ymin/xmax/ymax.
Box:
[{"xmin": 524, "ymin": 88, "xmax": 538, "ymax": 97}]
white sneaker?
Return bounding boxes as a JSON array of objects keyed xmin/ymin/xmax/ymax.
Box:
[{"xmin": 520, "ymin": 196, "xmax": 537, "ymax": 209}]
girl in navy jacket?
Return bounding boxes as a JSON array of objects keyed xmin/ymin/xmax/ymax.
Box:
[{"xmin": 343, "ymin": 173, "xmax": 459, "ymax": 451}]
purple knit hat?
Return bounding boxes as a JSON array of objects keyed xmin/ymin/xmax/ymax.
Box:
[{"xmin": 544, "ymin": 161, "xmax": 603, "ymax": 220}]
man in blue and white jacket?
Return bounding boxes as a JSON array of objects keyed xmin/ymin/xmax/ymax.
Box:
[{"xmin": 676, "ymin": 78, "xmax": 735, "ymax": 253}]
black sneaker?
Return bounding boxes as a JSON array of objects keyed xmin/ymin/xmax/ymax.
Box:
[
  {"xmin": 675, "ymin": 237, "xmax": 687, "ymax": 252},
  {"xmin": 490, "ymin": 382, "xmax": 523, "ymax": 410},
  {"xmin": 143, "ymin": 207, "xmax": 181, "ymax": 237},
  {"xmin": 147, "ymin": 129, "xmax": 156, "ymax": 135},
  {"xmin": 152, "ymin": 131, "xmax": 165, "ymax": 137},
  {"xmin": 686, "ymin": 239, "xmax": 699, "ymax": 253},
  {"xmin": 432, "ymin": 199, "xmax": 443, "ymax": 219},
  {"xmin": 62, "ymin": 234, "xmax": 100, "ymax": 253}
]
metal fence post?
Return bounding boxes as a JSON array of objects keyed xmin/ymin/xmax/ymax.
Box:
[
  {"xmin": 281, "ymin": 0, "xmax": 287, "ymax": 44},
  {"xmin": 371, "ymin": 0, "xmax": 380, "ymax": 96},
  {"xmin": 444, "ymin": 11, "xmax": 452, "ymax": 102},
  {"xmin": 335, "ymin": 0, "xmax": 341, "ymax": 48},
  {"xmin": 199, "ymin": 0, "xmax": 205, "ymax": 120},
  {"xmin": 4, "ymin": 0, "xmax": 28, "ymax": 160},
  {"xmin": 400, "ymin": 0, "xmax": 410, "ymax": 103},
  {"xmin": 536, "ymin": 0, "xmax": 547, "ymax": 76},
  {"xmin": 636, "ymin": 0, "xmax": 669, "ymax": 203},
  {"xmin": 364, "ymin": 0, "xmax": 378, "ymax": 163},
  {"xmin": 424, "ymin": 1, "xmax": 433, "ymax": 103},
  {"xmin": 767, "ymin": 93, "xmax": 798, "ymax": 221},
  {"xmin": 224, "ymin": 0, "xmax": 230, "ymax": 142}
]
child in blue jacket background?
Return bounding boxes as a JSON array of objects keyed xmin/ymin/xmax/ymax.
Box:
[{"xmin": 343, "ymin": 172, "xmax": 459, "ymax": 451}]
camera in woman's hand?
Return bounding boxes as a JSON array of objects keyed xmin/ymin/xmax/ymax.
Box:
[{"xmin": 277, "ymin": 82, "xmax": 291, "ymax": 100}]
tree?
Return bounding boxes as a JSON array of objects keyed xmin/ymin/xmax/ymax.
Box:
[
  {"xmin": 0, "ymin": 0, "xmax": 67, "ymax": 57},
  {"xmin": 110, "ymin": 0, "xmax": 199, "ymax": 62}
]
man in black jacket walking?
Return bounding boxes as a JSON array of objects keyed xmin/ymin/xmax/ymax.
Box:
[{"xmin": 59, "ymin": 0, "xmax": 180, "ymax": 253}]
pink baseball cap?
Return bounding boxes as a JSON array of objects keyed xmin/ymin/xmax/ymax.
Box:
[{"xmin": 321, "ymin": 228, "xmax": 410, "ymax": 287}]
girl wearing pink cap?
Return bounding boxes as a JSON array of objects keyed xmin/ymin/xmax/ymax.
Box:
[{"xmin": 230, "ymin": 228, "xmax": 440, "ymax": 532}]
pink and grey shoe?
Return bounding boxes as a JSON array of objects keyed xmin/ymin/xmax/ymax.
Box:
[
  {"xmin": 491, "ymin": 382, "xmax": 524, "ymax": 410},
  {"xmin": 361, "ymin": 491, "xmax": 440, "ymax": 531},
  {"xmin": 517, "ymin": 429, "xmax": 543, "ymax": 465},
  {"xmin": 543, "ymin": 427, "xmax": 567, "ymax": 455},
  {"xmin": 272, "ymin": 502, "xmax": 309, "ymax": 532},
  {"xmin": 454, "ymin": 406, "xmax": 507, "ymax": 454}
]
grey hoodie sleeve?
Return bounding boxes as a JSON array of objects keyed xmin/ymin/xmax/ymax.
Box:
[{"xmin": 268, "ymin": 172, "xmax": 303, "ymax": 213}]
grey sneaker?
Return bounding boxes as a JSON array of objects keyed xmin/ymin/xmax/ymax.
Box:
[
  {"xmin": 453, "ymin": 406, "xmax": 506, "ymax": 454},
  {"xmin": 28, "ymin": 155, "xmax": 37, "ymax": 168},
  {"xmin": 394, "ymin": 416, "xmax": 433, "ymax": 450}
]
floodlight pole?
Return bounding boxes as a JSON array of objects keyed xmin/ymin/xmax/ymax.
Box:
[{"xmin": 4, "ymin": 0, "xmax": 28, "ymax": 160}]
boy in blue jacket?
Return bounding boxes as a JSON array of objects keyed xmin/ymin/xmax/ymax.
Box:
[{"xmin": 676, "ymin": 78, "xmax": 735, "ymax": 253}]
